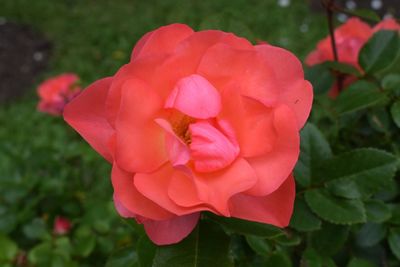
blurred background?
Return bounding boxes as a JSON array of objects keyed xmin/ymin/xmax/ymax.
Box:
[{"xmin": 0, "ymin": 0, "xmax": 398, "ymax": 266}]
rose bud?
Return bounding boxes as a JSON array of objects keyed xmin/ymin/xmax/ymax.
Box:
[{"xmin": 53, "ymin": 216, "xmax": 72, "ymax": 235}]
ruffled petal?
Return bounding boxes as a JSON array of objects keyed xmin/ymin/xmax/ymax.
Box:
[
  {"xmin": 63, "ymin": 77, "xmax": 114, "ymax": 162},
  {"xmin": 256, "ymin": 44, "xmax": 313, "ymax": 129},
  {"xmin": 189, "ymin": 120, "xmax": 239, "ymax": 172},
  {"xmin": 143, "ymin": 212, "xmax": 200, "ymax": 245},
  {"xmin": 229, "ymin": 175, "xmax": 295, "ymax": 227},
  {"xmin": 111, "ymin": 163, "xmax": 173, "ymax": 220},
  {"xmin": 165, "ymin": 74, "xmax": 221, "ymax": 119},
  {"xmin": 105, "ymin": 55, "xmax": 168, "ymax": 127},
  {"xmin": 131, "ymin": 24, "xmax": 194, "ymax": 60},
  {"xmin": 114, "ymin": 78, "xmax": 167, "ymax": 173},
  {"xmin": 134, "ymin": 163, "xmax": 189, "ymax": 215},
  {"xmin": 246, "ymin": 105, "xmax": 300, "ymax": 196},
  {"xmin": 149, "ymin": 29, "xmax": 252, "ymax": 100},
  {"xmin": 198, "ymin": 43, "xmax": 279, "ymax": 107},
  {"xmin": 193, "ymin": 158, "xmax": 257, "ymax": 216},
  {"xmin": 219, "ymin": 88, "xmax": 276, "ymax": 158},
  {"xmin": 113, "ymin": 193, "xmax": 135, "ymax": 218}
]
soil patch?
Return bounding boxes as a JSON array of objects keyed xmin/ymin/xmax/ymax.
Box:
[{"xmin": 0, "ymin": 20, "xmax": 52, "ymax": 104}]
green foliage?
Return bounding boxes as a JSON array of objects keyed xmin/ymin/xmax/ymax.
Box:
[
  {"xmin": 336, "ymin": 81, "xmax": 389, "ymax": 115},
  {"xmin": 149, "ymin": 221, "xmax": 233, "ymax": 267},
  {"xmin": 305, "ymin": 189, "xmax": 366, "ymax": 224},
  {"xmin": 359, "ymin": 30, "xmax": 400, "ymax": 74}
]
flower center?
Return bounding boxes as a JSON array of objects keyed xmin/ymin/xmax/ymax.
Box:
[{"xmin": 169, "ymin": 111, "xmax": 195, "ymax": 145}]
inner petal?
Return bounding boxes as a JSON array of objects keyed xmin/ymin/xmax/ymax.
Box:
[
  {"xmin": 189, "ymin": 120, "xmax": 240, "ymax": 172},
  {"xmin": 165, "ymin": 74, "xmax": 222, "ymax": 119}
]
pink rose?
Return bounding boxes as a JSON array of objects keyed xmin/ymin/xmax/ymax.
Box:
[
  {"xmin": 64, "ymin": 24, "xmax": 313, "ymax": 245},
  {"xmin": 306, "ymin": 18, "xmax": 400, "ymax": 97},
  {"xmin": 37, "ymin": 73, "xmax": 81, "ymax": 115},
  {"xmin": 53, "ymin": 216, "xmax": 72, "ymax": 235}
]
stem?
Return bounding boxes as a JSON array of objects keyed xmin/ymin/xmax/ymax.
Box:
[{"xmin": 323, "ymin": 0, "xmax": 344, "ymax": 92}]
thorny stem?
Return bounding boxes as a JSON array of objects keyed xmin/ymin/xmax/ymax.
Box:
[{"xmin": 323, "ymin": 0, "xmax": 344, "ymax": 92}]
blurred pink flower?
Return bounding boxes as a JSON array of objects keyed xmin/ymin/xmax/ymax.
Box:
[
  {"xmin": 37, "ymin": 73, "xmax": 81, "ymax": 115},
  {"xmin": 53, "ymin": 216, "xmax": 72, "ymax": 235},
  {"xmin": 306, "ymin": 18, "xmax": 400, "ymax": 97}
]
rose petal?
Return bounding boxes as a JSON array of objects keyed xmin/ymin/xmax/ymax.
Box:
[
  {"xmin": 155, "ymin": 118, "xmax": 190, "ymax": 167},
  {"xmin": 134, "ymin": 163, "xmax": 213, "ymax": 215},
  {"xmin": 115, "ymin": 78, "xmax": 168, "ymax": 173},
  {"xmin": 150, "ymin": 30, "xmax": 253, "ymax": 100},
  {"xmin": 111, "ymin": 163, "xmax": 173, "ymax": 220},
  {"xmin": 198, "ymin": 43, "xmax": 279, "ymax": 107},
  {"xmin": 165, "ymin": 74, "xmax": 221, "ymax": 119},
  {"xmin": 106, "ymin": 55, "xmax": 168, "ymax": 127},
  {"xmin": 63, "ymin": 77, "xmax": 114, "ymax": 162},
  {"xmin": 246, "ymin": 105, "xmax": 300, "ymax": 196},
  {"xmin": 230, "ymin": 174, "xmax": 295, "ymax": 227},
  {"xmin": 219, "ymin": 88, "xmax": 276, "ymax": 158},
  {"xmin": 193, "ymin": 158, "xmax": 257, "ymax": 216},
  {"xmin": 256, "ymin": 44, "xmax": 313, "ymax": 129},
  {"xmin": 143, "ymin": 212, "xmax": 200, "ymax": 245},
  {"xmin": 113, "ymin": 193, "xmax": 136, "ymax": 218},
  {"xmin": 131, "ymin": 24, "xmax": 194, "ymax": 60},
  {"xmin": 189, "ymin": 120, "xmax": 240, "ymax": 172}
]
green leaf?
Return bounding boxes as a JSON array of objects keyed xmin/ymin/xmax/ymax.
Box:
[
  {"xmin": 294, "ymin": 123, "xmax": 332, "ymax": 187},
  {"xmin": 336, "ymin": 81, "xmax": 388, "ymax": 115},
  {"xmin": 152, "ymin": 221, "xmax": 233, "ymax": 267},
  {"xmin": 28, "ymin": 242, "xmax": 52, "ymax": 265},
  {"xmin": 137, "ymin": 235, "xmax": 157, "ymax": 267},
  {"xmin": 359, "ymin": 30, "xmax": 400, "ymax": 74},
  {"xmin": 265, "ymin": 251, "xmax": 292, "ymax": 267},
  {"xmin": 347, "ymin": 258, "xmax": 375, "ymax": 267},
  {"xmin": 388, "ymin": 228, "xmax": 400, "ymax": 260},
  {"xmin": 0, "ymin": 234, "xmax": 18, "ymax": 261},
  {"xmin": 302, "ymin": 249, "xmax": 337, "ymax": 267},
  {"xmin": 323, "ymin": 148, "xmax": 398, "ymax": 198},
  {"xmin": 348, "ymin": 9, "xmax": 380, "ymax": 22},
  {"xmin": 105, "ymin": 246, "xmax": 138, "ymax": 267},
  {"xmin": 305, "ymin": 189, "xmax": 366, "ymax": 224},
  {"xmin": 311, "ymin": 223, "xmax": 349, "ymax": 256},
  {"xmin": 305, "ymin": 64, "xmax": 334, "ymax": 94},
  {"xmin": 389, "ymin": 204, "xmax": 400, "ymax": 225},
  {"xmin": 382, "ymin": 74, "xmax": 400, "ymax": 94},
  {"xmin": 290, "ymin": 198, "xmax": 321, "ymax": 232},
  {"xmin": 356, "ymin": 223, "xmax": 386, "ymax": 247},
  {"xmin": 390, "ymin": 101, "xmax": 400, "ymax": 128},
  {"xmin": 323, "ymin": 61, "xmax": 360, "ymax": 76},
  {"xmin": 23, "ymin": 218, "xmax": 49, "ymax": 240},
  {"xmin": 245, "ymin": 236, "xmax": 271, "ymax": 256},
  {"xmin": 364, "ymin": 199, "xmax": 392, "ymax": 223},
  {"xmin": 367, "ymin": 107, "xmax": 391, "ymax": 133},
  {"xmin": 274, "ymin": 231, "xmax": 301, "ymax": 247},
  {"xmin": 206, "ymin": 213, "xmax": 284, "ymax": 238},
  {"xmin": 73, "ymin": 226, "xmax": 96, "ymax": 257}
]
